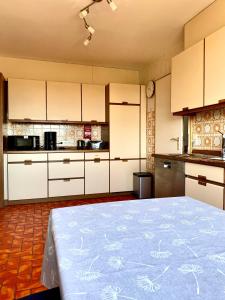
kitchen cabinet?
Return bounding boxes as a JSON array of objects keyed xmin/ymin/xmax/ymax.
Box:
[
  {"xmin": 110, "ymin": 105, "xmax": 140, "ymax": 159},
  {"xmin": 48, "ymin": 152, "xmax": 84, "ymax": 197},
  {"xmin": 110, "ymin": 159, "xmax": 139, "ymax": 193},
  {"xmin": 185, "ymin": 163, "xmax": 224, "ymax": 209},
  {"xmin": 205, "ymin": 26, "xmax": 225, "ymax": 105},
  {"xmin": 185, "ymin": 178, "xmax": 224, "ymax": 209},
  {"xmin": 85, "ymin": 152, "xmax": 109, "ymax": 194},
  {"xmin": 47, "ymin": 81, "xmax": 81, "ymax": 121},
  {"xmin": 8, "ymin": 154, "xmax": 47, "ymax": 201},
  {"xmin": 4, "ymin": 154, "xmax": 8, "ymax": 200},
  {"xmin": 8, "ymin": 78, "xmax": 46, "ymax": 120},
  {"xmin": 171, "ymin": 40, "xmax": 204, "ymax": 112},
  {"xmin": 82, "ymin": 84, "xmax": 105, "ymax": 122},
  {"xmin": 108, "ymin": 83, "xmax": 140, "ymax": 104}
]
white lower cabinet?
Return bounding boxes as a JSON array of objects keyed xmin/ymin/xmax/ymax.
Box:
[
  {"xmin": 49, "ymin": 179, "xmax": 84, "ymax": 197},
  {"xmin": 185, "ymin": 178, "xmax": 224, "ymax": 209},
  {"xmin": 110, "ymin": 159, "xmax": 139, "ymax": 193},
  {"xmin": 8, "ymin": 161, "xmax": 48, "ymax": 200},
  {"xmin": 85, "ymin": 160, "xmax": 109, "ymax": 194}
]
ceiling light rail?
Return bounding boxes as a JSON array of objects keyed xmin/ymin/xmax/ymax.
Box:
[{"xmin": 79, "ymin": 0, "xmax": 117, "ymax": 46}]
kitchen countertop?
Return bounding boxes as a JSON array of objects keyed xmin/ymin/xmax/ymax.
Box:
[
  {"xmin": 5, "ymin": 148, "xmax": 109, "ymax": 154},
  {"xmin": 153, "ymin": 153, "xmax": 225, "ymax": 168}
]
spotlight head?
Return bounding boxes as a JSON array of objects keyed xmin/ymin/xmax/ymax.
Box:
[
  {"xmin": 87, "ymin": 25, "xmax": 95, "ymax": 35},
  {"xmin": 107, "ymin": 0, "xmax": 117, "ymax": 11},
  {"xmin": 84, "ymin": 35, "xmax": 92, "ymax": 46},
  {"xmin": 79, "ymin": 9, "xmax": 88, "ymax": 19}
]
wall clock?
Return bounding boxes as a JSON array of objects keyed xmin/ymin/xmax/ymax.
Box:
[{"xmin": 146, "ymin": 80, "xmax": 155, "ymax": 98}]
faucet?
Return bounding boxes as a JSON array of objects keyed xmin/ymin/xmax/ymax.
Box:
[{"xmin": 218, "ymin": 131, "xmax": 225, "ymax": 158}]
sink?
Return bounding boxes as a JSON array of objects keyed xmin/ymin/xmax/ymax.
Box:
[{"xmin": 210, "ymin": 157, "xmax": 225, "ymax": 161}]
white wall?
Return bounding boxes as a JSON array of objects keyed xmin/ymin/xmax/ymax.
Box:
[
  {"xmin": 0, "ymin": 56, "xmax": 139, "ymax": 84},
  {"xmin": 185, "ymin": 0, "xmax": 225, "ymax": 49}
]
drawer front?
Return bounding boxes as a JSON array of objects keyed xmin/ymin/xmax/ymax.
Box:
[
  {"xmin": 185, "ymin": 177, "xmax": 224, "ymax": 209},
  {"xmin": 48, "ymin": 153, "xmax": 84, "ymax": 161},
  {"xmin": 48, "ymin": 161, "xmax": 84, "ymax": 179},
  {"xmin": 185, "ymin": 163, "xmax": 224, "ymax": 183},
  {"xmin": 49, "ymin": 179, "xmax": 84, "ymax": 197},
  {"xmin": 85, "ymin": 152, "xmax": 109, "ymax": 160},
  {"xmin": 8, "ymin": 153, "xmax": 47, "ymax": 162}
]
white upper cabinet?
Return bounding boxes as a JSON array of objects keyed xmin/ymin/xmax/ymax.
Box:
[
  {"xmin": 205, "ymin": 26, "xmax": 225, "ymax": 105},
  {"xmin": 171, "ymin": 40, "xmax": 204, "ymax": 112},
  {"xmin": 47, "ymin": 81, "xmax": 81, "ymax": 121},
  {"xmin": 82, "ymin": 84, "xmax": 105, "ymax": 122},
  {"xmin": 8, "ymin": 78, "xmax": 46, "ymax": 120},
  {"xmin": 108, "ymin": 83, "xmax": 140, "ymax": 104},
  {"xmin": 110, "ymin": 105, "xmax": 139, "ymax": 159}
]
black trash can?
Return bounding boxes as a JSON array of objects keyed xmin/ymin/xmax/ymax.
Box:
[{"xmin": 133, "ymin": 172, "xmax": 153, "ymax": 199}]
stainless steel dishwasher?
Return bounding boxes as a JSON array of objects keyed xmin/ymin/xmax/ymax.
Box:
[{"xmin": 155, "ymin": 158, "xmax": 185, "ymax": 198}]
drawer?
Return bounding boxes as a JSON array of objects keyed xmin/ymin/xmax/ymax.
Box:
[
  {"xmin": 48, "ymin": 161, "xmax": 84, "ymax": 179},
  {"xmin": 49, "ymin": 178, "xmax": 84, "ymax": 197},
  {"xmin": 48, "ymin": 152, "xmax": 84, "ymax": 161},
  {"xmin": 185, "ymin": 163, "xmax": 224, "ymax": 183},
  {"xmin": 185, "ymin": 177, "xmax": 224, "ymax": 209},
  {"xmin": 85, "ymin": 152, "xmax": 109, "ymax": 160},
  {"xmin": 8, "ymin": 153, "xmax": 47, "ymax": 163}
]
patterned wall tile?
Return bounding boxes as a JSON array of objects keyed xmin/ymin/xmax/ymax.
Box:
[{"xmin": 191, "ymin": 107, "xmax": 225, "ymax": 151}]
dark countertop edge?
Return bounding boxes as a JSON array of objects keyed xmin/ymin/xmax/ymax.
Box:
[
  {"xmin": 4, "ymin": 149, "xmax": 110, "ymax": 154},
  {"xmin": 152, "ymin": 153, "xmax": 225, "ymax": 168}
]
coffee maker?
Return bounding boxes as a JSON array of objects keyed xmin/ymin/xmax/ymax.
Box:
[{"xmin": 44, "ymin": 132, "xmax": 57, "ymax": 150}]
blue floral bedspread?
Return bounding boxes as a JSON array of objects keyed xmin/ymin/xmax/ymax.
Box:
[{"xmin": 41, "ymin": 196, "xmax": 225, "ymax": 300}]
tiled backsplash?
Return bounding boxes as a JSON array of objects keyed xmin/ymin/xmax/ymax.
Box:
[
  {"xmin": 191, "ymin": 108, "xmax": 225, "ymax": 150},
  {"xmin": 5, "ymin": 123, "xmax": 102, "ymax": 148}
]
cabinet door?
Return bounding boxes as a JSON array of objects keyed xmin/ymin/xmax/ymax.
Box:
[
  {"xmin": 110, "ymin": 105, "xmax": 139, "ymax": 159},
  {"xmin": 185, "ymin": 177, "xmax": 224, "ymax": 209},
  {"xmin": 109, "ymin": 83, "xmax": 140, "ymax": 104},
  {"xmin": 47, "ymin": 81, "xmax": 81, "ymax": 121},
  {"xmin": 205, "ymin": 26, "xmax": 225, "ymax": 105},
  {"xmin": 8, "ymin": 162, "xmax": 47, "ymax": 200},
  {"xmin": 4, "ymin": 154, "xmax": 8, "ymax": 200},
  {"xmin": 85, "ymin": 161, "xmax": 109, "ymax": 194},
  {"xmin": 82, "ymin": 84, "xmax": 105, "ymax": 122},
  {"xmin": 110, "ymin": 159, "xmax": 139, "ymax": 193},
  {"xmin": 8, "ymin": 78, "xmax": 46, "ymax": 120},
  {"xmin": 171, "ymin": 40, "xmax": 204, "ymax": 112},
  {"xmin": 156, "ymin": 75, "xmax": 183, "ymax": 154}
]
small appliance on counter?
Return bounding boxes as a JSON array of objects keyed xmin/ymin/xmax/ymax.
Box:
[
  {"xmin": 44, "ymin": 132, "xmax": 57, "ymax": 150},
  {"xmin": 77, "ymin": 140, "xmax": 86, "ymax": 150},
  {"xmin": 7, "ymin": 135, "xmax": 40, "ymax": 151},
  {"xmin": 86, "ymin": 140, "xmax": 108, "ymax": 150}
]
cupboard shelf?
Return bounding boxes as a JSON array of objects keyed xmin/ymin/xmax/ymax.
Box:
[
  {"xmin": 172, "ymin": 101, "xmax": 225, "ymax": 116},
  {"xmin": 8, "ymin": 119, "xmax": 109, "ymax": 126}
]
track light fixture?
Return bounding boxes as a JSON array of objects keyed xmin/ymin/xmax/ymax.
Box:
[{"xmin": 79, "ymin": 0, "xmax": 117, "ymax": 46}]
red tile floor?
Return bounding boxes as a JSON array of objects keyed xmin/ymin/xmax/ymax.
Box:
[{"xmin": 0, "ymin": 195, "xmax": 135, "ymax": 300}]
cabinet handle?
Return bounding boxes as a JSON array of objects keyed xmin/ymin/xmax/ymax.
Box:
[
  {"xmin": 122, "ymin": 159, "xmax": 128, "ymax": 162},
  {"xmin": 63, "ymin": 159, "xmax": 70, "ymax": 164},
  {"xmin": 91, "ymin": 120, "xmax": 98, "ymax": 123},
  {"xmin": 198, "ymin": 175, "xmax": 207, "ymax": 186},
  {"xmin": 182, "ymin": 107, "xmax": 189, "ymax": 111},
  {"xmin": 62, "ymin": 119, "xmax": 69, "ymax": 122},
  {"xmin": 24, "ymin": 118, "xmax": 32, "ymax": 121},
  {"xmin": 122, "ymin": 101, "xmax": 128, "ymax": 105},
  {"xmin": 63, "ymin": 178, "xmax": 71, "ymax": 182},
  {"xmin": 94, "ymin": 158, "xmax": 101, "ymax": 163},
  {"xmin": 219, "ymin": 99, "xmax": 225, "ymax": 104},
  {"xmin": 24, "ymin": 160, "xmax": 32, "ymax": 165},
  {"xmin": 114, "ymin": 157, "xmax": 120, "ymax": 160}
]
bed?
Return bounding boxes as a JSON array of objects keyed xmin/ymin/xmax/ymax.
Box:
[{"xmin": 41, "ymin": 196, "xmax": 225, "ymax": 300}]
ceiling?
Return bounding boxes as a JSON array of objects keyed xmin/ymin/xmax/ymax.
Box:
[{"xmin": 0, "ymin": 0, "xmax": 215, "ymax": 69}]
